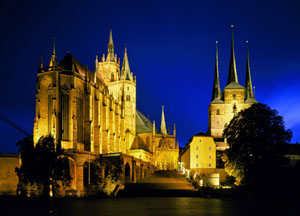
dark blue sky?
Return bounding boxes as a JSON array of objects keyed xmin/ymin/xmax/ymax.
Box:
[{"xmin": 1, "ymin": 0, "xmax": 300, "ymax": 153}]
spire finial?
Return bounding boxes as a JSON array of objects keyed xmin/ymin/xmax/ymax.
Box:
[
  {"xmin": 245, "ymin": 40, "xmax": 256, "ymax": 101},
  {"xmin": 227, "ymin": 24, "xmax": 238, "ymax": 85},
  {"xmin": 107, "ymin": 30, "xmax": 114, "ymax": 62},
  {"xmin": 160, "ymin": 105, "xmax": 167, "ymax": 136},
  {"xmin": 53, "ymin": 37, "xmax": 56, "ymax": 55},
  {"xmin": 121, "ymin": 46, "xmax": 131, "ymax": 80},
  {"xmin": 211, "ymin": 40, "xmax": 221, "ymax": 101},
  {"xmin": 49, "ymin": 37, "xmax": 57, "ymax": 67}
]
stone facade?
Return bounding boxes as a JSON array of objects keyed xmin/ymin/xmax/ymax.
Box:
[
  {"xmin": 32, "ymin": 31, "xmax": 178, "ymax": 196},
  {"xmin": 208, "ymin": 32, "xmax": 257, "ymax": 147},
  {"xmin": 0, "ymin": 154, "xmax": 20, "ymax": 195}
]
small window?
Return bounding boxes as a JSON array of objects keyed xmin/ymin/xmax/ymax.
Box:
[
  {"xmin": 208, "ymin": 146, "xmax": 211, "ymax": 151},
  {"xmin": 233, "ymin": 94, "xmax": 236, "ymax": 99},
  {"xmin": 209, "ymin": 155, "xmax": 211, "ymax": 159},
  {"xmin": 199, "ymin": 139, "xmax": 202, "ymax": 143},
  {"xmin": 196, "ymin": 155, "xmax": 199, "ymax": 159},
  {"xmin": 208, "ymin": 163, "xmax": 212, "ymax": 167},
  {"xmin": 196, "ymin": 163, "xmax": 199, "ymax": 168},
  {"xmin": 126, "ymin": 95, "xmax": 131, "ymax": 101},
  {"xmin": 216, "ymin": 109, "xmax": 220, "ymax": 115},
  {"xmin": 196, "ymin": 146, "xmax": 199, "ymax": 150},
  {"xmin": 127, "ymin": 87, "xmax": 129, "ymax": 91}
]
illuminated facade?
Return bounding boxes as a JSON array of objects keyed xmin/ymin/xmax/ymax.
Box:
[
  {"xmin": 208, "ymin": 28, "xmax": 257, "ymax": 149},
  {"xmin": 180, "ymin": 134, "xmax": 216, "ymax": 169},
  {"xmin": 33, "ymin": 31, "xmax": 178, "ymax": 195}
]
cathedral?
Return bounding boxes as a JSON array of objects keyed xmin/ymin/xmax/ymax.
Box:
[
  {"xmin": 33, "ymin": 30, "xmax": 179, "ymax": 195},
  {"xmin": 208, "ymin": 27, "xmax": 257, "ymax": 150}
]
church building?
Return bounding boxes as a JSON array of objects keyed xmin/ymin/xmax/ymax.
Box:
[
  {"xmin": 208, "ymin": 26, "xmax": 257, "ymax": 150},
  {"xmin": 33, "ymin": 31, "xmax": 179, "ymax": 196}
]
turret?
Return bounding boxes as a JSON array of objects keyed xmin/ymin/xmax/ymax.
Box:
[
  {"xmin": 49, "ymin": 37, "xmax": 57, "ymax": 67},
  {"xmin": 106, "ymin": 30, "xmax": 115, "ymax": 62}
]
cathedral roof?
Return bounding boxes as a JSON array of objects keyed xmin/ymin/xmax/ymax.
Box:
[
  {"xmin": 136, "ymin": 110, "xmax": 159, "ymax": 134},
  {"xmin": 224, "ymin": 82, "xmax": 245, "ymax": 89},
  {"xmin": 211, "ymin": 98, "xmax": 224, "ymax": 104},
  {"xmin": 59, "ymin": 53, "xmax": 93, "ymax": 77}
]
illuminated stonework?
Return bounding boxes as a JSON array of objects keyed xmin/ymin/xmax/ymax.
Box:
[
  {"xmin": 208, "ymin": 30, "xmax": 257, "ymax": 143},
  {"xmin": 33, "ymin": 31, "xmax": 178, "ymax": 195}
]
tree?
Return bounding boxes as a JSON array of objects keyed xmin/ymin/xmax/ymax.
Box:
[
  {"xmin": 16, "ymin": 135, "xmax": 71, "ymax": 197},
  {"xmin": 222, "ymin": 103, "xmax": 292, "ymax": 190}
]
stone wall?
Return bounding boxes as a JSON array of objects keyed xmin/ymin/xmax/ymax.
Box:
[{"xmin": 0, "ymin": 154, "xmax": 19, "ymax": 195}]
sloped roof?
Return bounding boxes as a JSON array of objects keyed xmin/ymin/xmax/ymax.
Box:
[
  {"xmin": 136, "ymin": 110, "xmax": 159, "ymax": 134},
  {"xmin": 59, "ymin": 53, "xmax": 92, "ymax": 78},
  {"xmin": 224, "ymin": 82, "xmax": 245, "ymax": 89}
]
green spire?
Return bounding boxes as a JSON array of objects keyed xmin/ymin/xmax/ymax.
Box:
[
  {"xmin": 121, "ymin": 47, "xmax": 131, "ymax": 80},
  {"xmin": 245, "ymin": 41, "xmax": 255, "ymax": 99},
  {"xmin": 211, "ymin": 41, "xmax": 221, "ymax": 101},
  {"xmin": 160, "ymin": 106, "xmax": 167, "ymax": 136},
  {"xmin": 107, "ymin": 29, "xmax": 115, "ymax": 62},
  {"xmin": 227, "ymin": 25, "xmax": 238, "ymax": 85}
]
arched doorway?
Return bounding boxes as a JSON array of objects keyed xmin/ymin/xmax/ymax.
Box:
[{"xmin": 125, "ymin": 163, "xmax": 130, "ymax": 183}]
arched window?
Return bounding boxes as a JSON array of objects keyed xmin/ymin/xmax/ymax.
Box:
[
  {"xmin": 111, "ymin": 73, "xmax": 114, "ymax": 81},
  {"xmin": 216, "ymin": 109, "xmax": 220, "ymax": 115}
]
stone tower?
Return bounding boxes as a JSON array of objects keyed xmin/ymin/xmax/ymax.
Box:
[
  {"xmin": 208, "ymin": 26, "xmax": 257, "ymax": 139},
  {"xmin": 97, "ymin": 31, "xmax": 136, "ymax": 151}
]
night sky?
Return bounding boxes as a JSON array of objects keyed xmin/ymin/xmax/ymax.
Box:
[{"xmin": 1, "ymin": 0, "xmax": 300, "ymax": 153}]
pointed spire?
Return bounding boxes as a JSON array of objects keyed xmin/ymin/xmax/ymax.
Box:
[
  {"xmin": 211, "ymin": 41, "xmax": 221, "ymax": 101},
  {"xmin": 106, "ymin": 29, "xmax": 115, "ymax": 62},
  {"xmin": 94, "ymin": 54, "xmax": 99, "ymax": 83},
  {"xmin": 52, "ymin": 37, "xmax": 56, "ymax": 56},
  {"xmin": 245, "ymin": 41, "xmax": 255, "ymax": 100},
  {"xmin": 173, "ymin": 123, "xmax": 176, "ymax": 137},
  {"xmin": 121, "ymin": 47, "xmax": 131, "ymax": 80},
  {"xmin": 49, "ymin": 37, "xmax": 57, "ymax": 67},
  {"xmin": 39, "ymin": 56, "xmax": 43, "ymax": 69},
  {"xmin": 160, "ymin": 106, "xmax": 167, "ymax": 136},
  {"xmin": 227, "ymin": 25, "xmax": 238, "ymax": 85}
]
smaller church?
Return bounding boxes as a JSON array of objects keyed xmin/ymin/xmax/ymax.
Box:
[{"xmin": 180, "ymin": 26, "xmax": 257, "ymax": 185}]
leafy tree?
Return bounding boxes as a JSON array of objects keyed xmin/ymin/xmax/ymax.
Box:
[
  {"xmin": 222, "ymin": 103, "xmax": 292, "ymax": 190},
  {"xmin": 16, "ymin": 135, "xmax": 71, "ymax": 197}
]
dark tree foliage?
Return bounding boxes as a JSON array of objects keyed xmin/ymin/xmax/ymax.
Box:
[
  {"xmin": 222, "ymin": 103, "xmax": 292, "ymax": 191},
  {"xmin": 15, "ymin": 135, "xmax": 71, "ymax": 197}
]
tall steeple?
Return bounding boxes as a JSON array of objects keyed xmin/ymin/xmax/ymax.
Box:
[
  {"xmin": 106, "ymin": 29, "xmax": 115, "ymax": 62},
  {"xmin": 49, "ymin": 37, "xmax": 57, "ymax": 67},
  {"xmin": 227, "ymin": 25, "xmax": 238, "ymax": 85},
  {"xmin": 121, "ymin": 47, "xmax": 131, "ymax": 80},
  {"xmin": 245, "ymin": 41, "xmax": 255, "ymax": 100},
  {"xmin": 211, "ymin": 41, "xmax": 221, "ymax": 101},
  {"xmin": 160, "ymin": 106, "xmax": 167, "ymax": 136}
]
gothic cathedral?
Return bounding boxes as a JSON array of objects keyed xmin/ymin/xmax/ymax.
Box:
[{"xmin": 33, "ymin": 31, "xmax": 179, "ymax": 195}]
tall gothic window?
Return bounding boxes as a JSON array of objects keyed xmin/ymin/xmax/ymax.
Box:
[
  {"xmin": 48, "ymin": 93, "xmax": 52, "ymax": 134},
  {"xmin": 77, "ymin": 97, "xmax": 83, "ymax": 142},
  {"xmin": 61, "ymin": 91, "xmax": 70, "ymax": 140}
]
